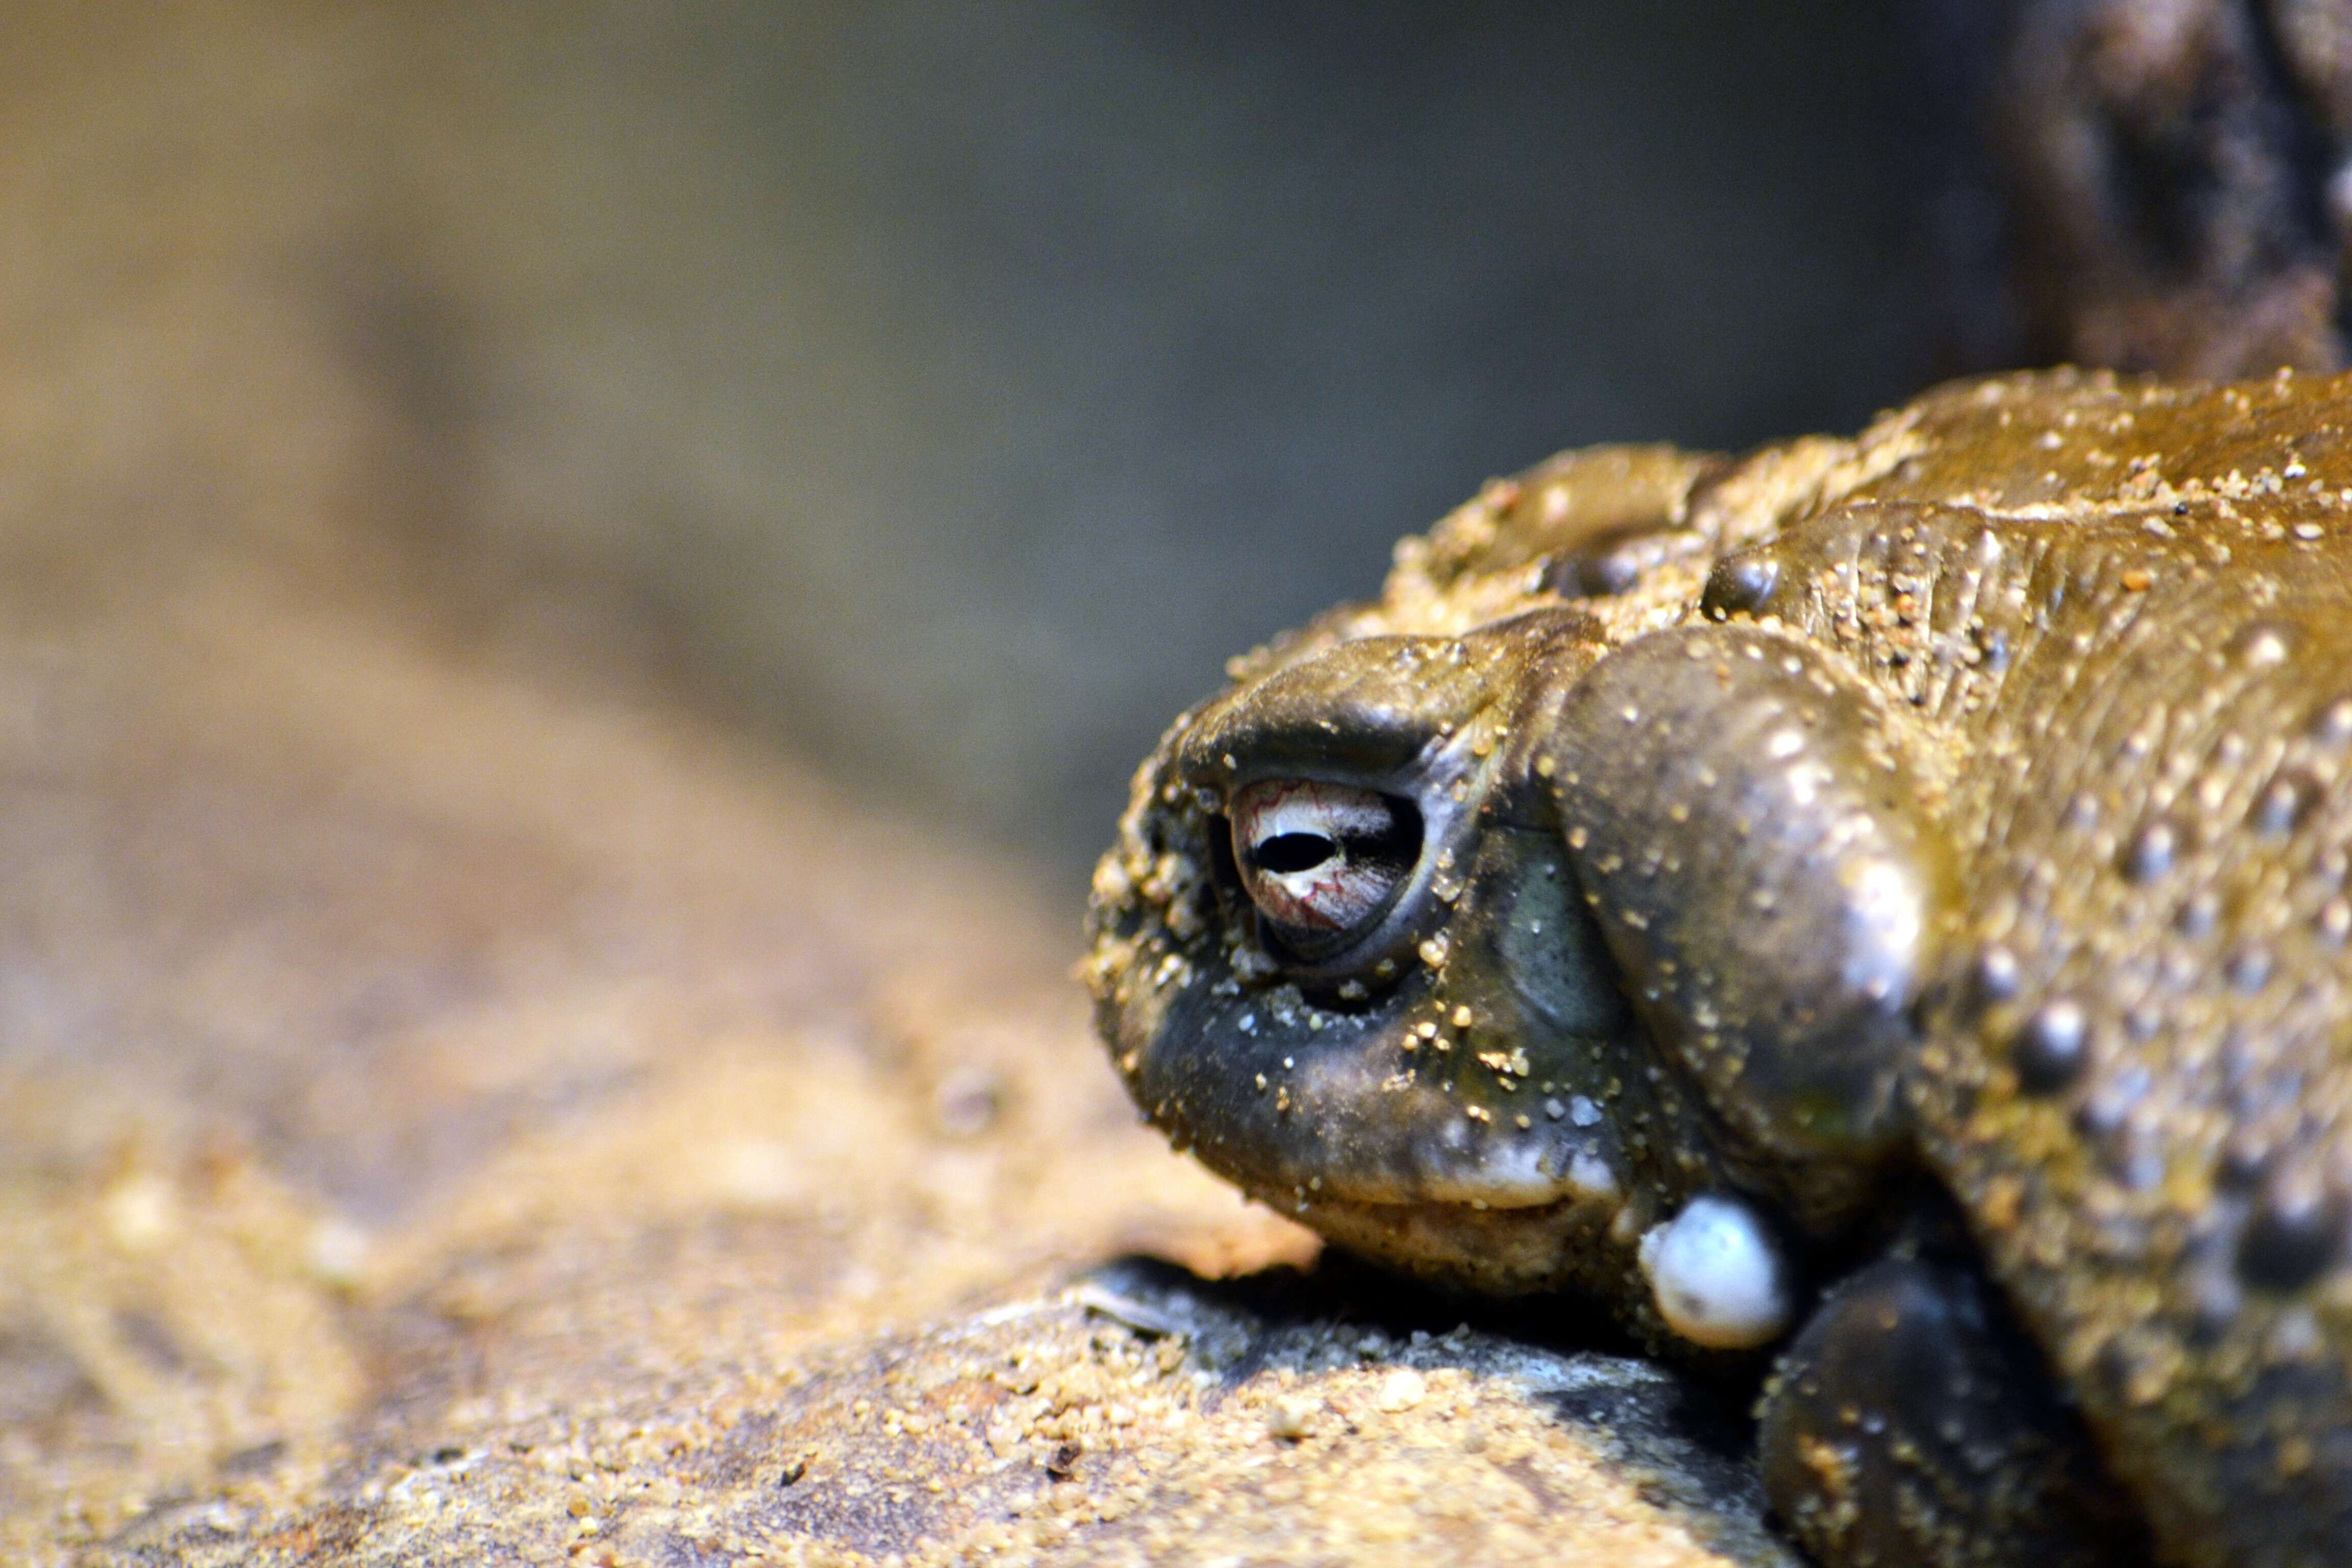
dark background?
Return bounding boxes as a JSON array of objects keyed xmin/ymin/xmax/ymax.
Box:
[
  {"xmin": 656, "ymin": 2, "xmax": 1943, "ymax": 876},
  {"xmin": 6, "ymin": 2, "xmax": 1953, "ymax": 885}
]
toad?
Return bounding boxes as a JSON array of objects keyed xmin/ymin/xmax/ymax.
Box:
[{"xmin": 1086, "ymin": 369, "xmax": 2352, "ymax": 1567}]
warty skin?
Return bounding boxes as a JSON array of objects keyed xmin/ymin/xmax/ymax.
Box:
[{"xmin": 1086, "ymin": 369, "xmax": 2352, "ymax": 1567}]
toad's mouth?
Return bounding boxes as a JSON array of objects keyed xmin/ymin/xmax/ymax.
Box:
[
  {"xmin": 1117, "ymin": 978, "xmax": 1634, "ymax": 1221},
  {"xmin": 1149, "ymin": 1013, "xmax": 1802, "ymax": 1349},
  {"xmin": 1264, "ymin": 1041, "xmax": 1628, "ymax": 1212}
]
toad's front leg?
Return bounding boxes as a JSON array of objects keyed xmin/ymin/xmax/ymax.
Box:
[{"xmin": 1760, "ymin": 1239, "xmax": 2145, "ymax": 1568}]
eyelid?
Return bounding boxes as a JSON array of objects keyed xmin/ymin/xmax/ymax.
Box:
[{"xmin": 1174, "ymin": 638, "xmax": 1480, "ymax": 790}]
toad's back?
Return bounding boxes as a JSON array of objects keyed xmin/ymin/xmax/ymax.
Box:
[{"xmin": 1707, "ymin": 394, "xmax": 2352, "ymax": 1562}]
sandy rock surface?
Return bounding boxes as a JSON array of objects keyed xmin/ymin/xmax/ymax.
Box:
[{"xmin": 0, "ymin": 545, "xmax": 1782, "ymax": 1565}]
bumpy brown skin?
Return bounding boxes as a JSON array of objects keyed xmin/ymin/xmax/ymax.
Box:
[{"xmin": 1086, "ymin": 369, "xmax": 2352, "ymax": 1567}]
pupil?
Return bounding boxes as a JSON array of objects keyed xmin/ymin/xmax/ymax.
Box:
[{"xmin": 1254, "ymin": 832, "xmax": 1337, "ymax": 875}]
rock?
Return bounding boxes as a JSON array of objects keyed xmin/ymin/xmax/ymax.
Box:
[
  {"xmin": 93, "ymin": 1258, "xmax": 1795, "ymax": 1567},
  {"xmin": 0, "ymin": 524, "xmax": 1785, "ymax": 1565}
]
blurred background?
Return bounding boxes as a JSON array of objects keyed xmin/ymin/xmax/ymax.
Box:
[
  {"xmin": 31, "ymin": 8, "xmax": 2352, "ymax": 1556},
  {"xmin": 2, "ymin": 2, "xmax": 1959, "ymax": 888}
]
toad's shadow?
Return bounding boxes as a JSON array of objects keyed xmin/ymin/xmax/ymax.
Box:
[{"xmin": 1072, "ymin": 1251, "xmax": 1755, "ymax": 1468}]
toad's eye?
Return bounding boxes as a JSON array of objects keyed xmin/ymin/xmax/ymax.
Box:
[{"xmin": 1230, "ymin": 779, "xmax": 1419, "ymax": 958}]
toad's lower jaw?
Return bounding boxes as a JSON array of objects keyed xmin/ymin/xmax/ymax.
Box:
[
  {"xmin": 1330, "ymin": 1117, "xmax": 1623, "ymax": 1211},
  {"xmin": 1209, "ymin": 1045, "xmax": 1633, "ymax": 1213}
]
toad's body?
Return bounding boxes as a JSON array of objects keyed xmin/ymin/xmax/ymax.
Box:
[{"xmin": 1086, "ymin": 370, "xmax": 2352, "ymax": 1568}]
